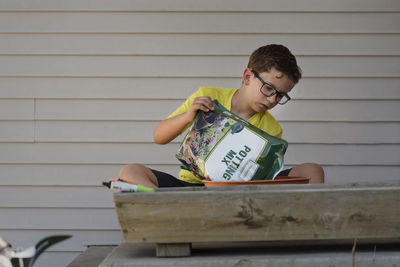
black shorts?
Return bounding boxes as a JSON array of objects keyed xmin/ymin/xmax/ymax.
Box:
[
  {"xmin": 277, "ymin": 168, "xmax": 292, "ymax": 177},
  {"xmin": 151, "ymin": 168, "xmax": 293, "ymax": 188},
  {"xmin": 151, "ymin": 169, "xmax": 204, "ymax": 187}
]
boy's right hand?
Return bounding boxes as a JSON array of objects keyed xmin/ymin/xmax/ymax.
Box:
[
  {"xmin": 154, "ymin": 96, "xmax": 214, "ymax": 145},
  {"xmin": 185, "ymin": 96, "xmax": 214, "ymax": 121}
]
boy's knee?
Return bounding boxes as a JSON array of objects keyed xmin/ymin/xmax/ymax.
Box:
[
  {"xmin": 304, "ymin": 162, "xmax": 324, "ymax": 172},
  {"xmin": 306, "ymin": 163, "xmax": 325, "ymax": 184},
  {"xmin": 291, "ymin": 163, "xmax": 325, "ymax": 184},
  {"xmin": 119, "ymin": 163, "xmax": 158, "ymax": 188},
  {"xmin": 119, "ymin": 163, "xmax": 143, "ymax": 177}
]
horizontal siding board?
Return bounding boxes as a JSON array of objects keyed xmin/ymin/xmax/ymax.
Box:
[
  {"xmin": 0, "ymin": 13, "xmax": 399, "ymax": 34},
  {"xmin": 269, "ymin": 100, "xmax": 400, "ymax": 122},
  {"xmin": 1, "ymin": 77, "xmax": 400, "ymax": 100},
  {"xmin": 0, "ymin": 121, "xmax": 34, "ymax": 141},
  {"xmin": 1, "ymin": 77, "xmax": 399, "ymax": 100},
  {"xmin": 284, "ymin": 144, "xmax": 400, "ymax": 166},
  {"xmin": 0, "ymin": 208, "xmax": 119, "ymax": 229},
  {"xmin": 1, "ymin": 55, "xmax": 399, "ymax": 77},
  {"xmin": 0, "ymin": 55, "xmax": 392, "ymax": 78},
  {"xmin": 0, "ymin": 164, "xmax": 179, "ymax": 186},
  {"xmin": 36, "ymin": 121, "xmax": 161, "ymax": 143},
  {"xmin": 320, "ymin": 166, "xmax": 400, "ymax": 184},
  {"xmin": 0, "ymin": 143, "xmax": 398, "ymax": 165},
  {"xmin": 0, "ymin": 77, "xmax": 232, "ymax": 99},
  {"xmin": 0, "ymin": 99, "xmax": 34, "ymax": 120},
  {"xmin": 1, "ymin": 0, "xmax": 399, "ymax": 11},
  {"xmin": 0, "ymin": 143, "xmax": 178, "ymax": 164},
  {"xmin": 35, "ymin": 99, "xmax": 182, "ymax": 121},
  {"xmin": 0, "ymin": 186, "xmax": 115, "ymax": 208},
  {"xmin": 297, "ymin": 56, "xmax": 400, "ymax": 78},
  {"xmin": 35, "ymin": 99, "xmax": 400, "ymax": 121},
  {"xmin": 3, "ymin": 230, "xmax": 120, "ymax": 252},
  {"xmin": 0, "ymin": 164, "xmax": 399, "ymax": 186},
  {"xmin": 0, "ymin": 55, "xmax": 248, "ymax": 77},
  {"xmin": 1, "ymin": 34, "xmax": 400, "ymax": 56},
  {"xmin": 292, "ymin": 78, "xmax": 400, "ymax": 100},
  {"xmin": 35, "ymin": 121, "xmax": 400, "ymax": 144},
  {"xmin": 281, "ymin": 122, "xmax": 400, "ymax": 144}
]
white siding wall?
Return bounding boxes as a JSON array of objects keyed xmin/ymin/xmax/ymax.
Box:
[{"xmin": 0, "ymin": 1, "xmax": 399, "ymax": 266}]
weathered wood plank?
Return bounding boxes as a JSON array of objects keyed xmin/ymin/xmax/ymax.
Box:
[{"xmin": 113, "ymin": 184, "xmax": 400, "ymax": 244}]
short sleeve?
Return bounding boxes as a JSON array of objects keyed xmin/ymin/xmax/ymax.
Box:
[{"xmin": 166, "ymin": 88, "xmax": 205, "ymax": 119}]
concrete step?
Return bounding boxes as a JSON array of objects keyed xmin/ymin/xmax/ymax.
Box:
[
  {"xmin": 67, "ymin": 246, "xmax": 115, "ymax": 267},
  {"xmin": 99, "ymin": 242, "xmax": 400, "ymax": 267}
]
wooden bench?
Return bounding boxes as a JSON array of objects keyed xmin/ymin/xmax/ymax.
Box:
[{"xmin": 112, "ymin": 183, "xmax": 400, "ymax": 257}]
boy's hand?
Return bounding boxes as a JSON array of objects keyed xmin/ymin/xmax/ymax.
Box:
[
  {"xmin": 153, "ymin": 96, "xmax": 214, "ymax": 144},
  {"xmin": 186, "ymin": 96, "xmax": 214, "ymax": 121}
]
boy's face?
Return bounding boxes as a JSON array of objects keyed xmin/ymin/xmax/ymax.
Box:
[{"xmin": 244, "ymin": 67, "xmax": 294, "ymax": 113}]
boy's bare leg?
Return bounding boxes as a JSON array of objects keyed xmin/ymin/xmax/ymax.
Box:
[
  {"xmin": 288, "ymin": 163, "xmax": 325, "ymax": 184},
  {"xmin": 119, "ymin": 163, "xmax": 159, "ymax": 188}
]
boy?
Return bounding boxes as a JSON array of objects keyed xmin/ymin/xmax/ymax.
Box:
[{"xmin": 120, "ymin": 44, "xmax": 325, "ymax": 187}]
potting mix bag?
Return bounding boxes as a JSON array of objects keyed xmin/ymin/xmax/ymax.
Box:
[{"xmin": 176, "ymin": 100, "xmax": 288, "ymax": 181}]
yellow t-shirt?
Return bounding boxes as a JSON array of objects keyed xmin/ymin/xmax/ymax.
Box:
[{"xmin": 167, "ymin": 86, "xmax": 282, "ymax": 184}]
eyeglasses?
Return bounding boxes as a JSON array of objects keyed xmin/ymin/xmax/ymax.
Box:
[{"xmin": 252, "ymin": 70, "xmax": 291, "ymax": 105}]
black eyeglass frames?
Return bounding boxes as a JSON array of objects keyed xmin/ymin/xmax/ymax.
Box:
[{"xmin": 252, "ymin": 70, "xmax": 291, "ymax": 105}]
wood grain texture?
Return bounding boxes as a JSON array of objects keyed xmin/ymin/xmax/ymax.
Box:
[{"xmin": 114, "ymin": 184, "xmax": 400, "ymax": 243}]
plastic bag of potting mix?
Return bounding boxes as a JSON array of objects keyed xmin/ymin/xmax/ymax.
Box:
[{"xmin": 176, "ymin": 100, "xmax": 288, "ymax": 182}]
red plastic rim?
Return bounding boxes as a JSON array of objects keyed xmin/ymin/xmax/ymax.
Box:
[{"xmin": 203, "ymin": 176, "xmax": 310, "ymax": 186}]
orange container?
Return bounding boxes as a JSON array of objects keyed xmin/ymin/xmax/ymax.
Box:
[{"xmin": 202, "ymin": 176, "xmax": 310, "ymax": 187}]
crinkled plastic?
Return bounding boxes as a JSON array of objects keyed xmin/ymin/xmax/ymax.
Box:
[{"xmin": 176, "ymin": 100, "xmax": 288, "ymax": 181}]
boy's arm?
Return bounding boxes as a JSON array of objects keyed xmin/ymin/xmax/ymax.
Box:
[{"xmin": 153, "ymin": 96, "xmax": 214, "ymax": 144}]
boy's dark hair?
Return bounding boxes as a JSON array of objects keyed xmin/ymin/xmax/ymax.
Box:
[{"xmin": 247, "ymin": 44, "xmax": 302, "ymax": 84}]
